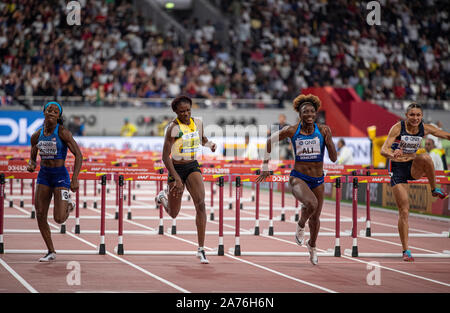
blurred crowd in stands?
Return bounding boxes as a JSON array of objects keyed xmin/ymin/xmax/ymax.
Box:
[{"xmin": 0, "ymin": 0, "xmax": 448, "ymax": 109}]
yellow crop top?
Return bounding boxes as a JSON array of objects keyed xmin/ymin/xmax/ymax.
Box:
[{"xmin": 172, "ymin": 118, "xmax": 201, "ymax": 159}]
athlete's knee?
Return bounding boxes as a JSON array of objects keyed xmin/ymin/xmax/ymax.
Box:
[
  {"xmin": 415, "ymin": 153, "xmax": 432, "ymax": 164},
  {"xmin": 36, "ymin": 211, "xmax": 47, "ymax": 222},
  {"xmin": 398, "ymin": 207, "xmax": 409, "ymax": 220},
  {"xmin": 302, "ymin": 198, "xmax": 318, "ymax": 212},
  {"xmin": 54, "ymin": 215, "xmax": 65, "ymax": 224},
  {"xmin": 53, "ymin": 210, "xmax": 66, "ymax": 224},
  {"xmin": 308, "ymin": 213, "xmax": 321, "ymax": 224},
  {"xmin": 167, "ymin": 206, "xmax": 179, "ymax": 219},
  {"xmin": 194, "ymin": 199, "xmax": 206, "ymax": 213}
]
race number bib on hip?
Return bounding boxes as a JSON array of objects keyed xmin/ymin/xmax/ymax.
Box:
[{"xmin": 295, "ymin": 137, "xmax": 321, "ymax": 160}]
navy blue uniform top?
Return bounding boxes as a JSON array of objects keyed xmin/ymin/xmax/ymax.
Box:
[
  {"xmin": 290, "ymin": 123, "xmax": 325, "ymax": 162},
  {"xmin": 37, "ymin": 124, "xmax": 68, "ymax": 160},
  {"xmin": 390, "ymin": 120, "xmax": 424, "ymax": 157}
]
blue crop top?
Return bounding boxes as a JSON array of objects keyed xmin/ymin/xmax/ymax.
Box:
[
  {"xmin": 290, "ymin": 123, "xmax": 325, "ymax": 162},
  {"xmin": 37, "ymin": 124, "xmax": 68, "ymax": 160}
]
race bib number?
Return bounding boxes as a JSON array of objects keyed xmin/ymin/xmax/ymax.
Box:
[
  {"xmin": 399, "ymin": 135, "xmax": 421, "ymax": 154},
  {"xmin": 295, "ymin": 137, "xmax": 321, "ymax": 160},
  {"xmin": 180, "ymin": 131, "xmax": 200, "ymax": 154},
  {"xmin": 61, "ymin": 189, "xmax": 70, "ymax": 201},
  {"xmin": 38, "ymin": 141, "xmax": 57, "ymax": 159}
]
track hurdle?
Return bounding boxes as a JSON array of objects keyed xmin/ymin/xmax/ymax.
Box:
[
  {"xmin": 113, "ymin": 173, "xmax": 227, "ymax": 256},
  {"xmin": 345, "ymin": 175, "xmax": 450, "ymax": 259},
  {"xmin": 228, "ymin": 174, "xmax": 342, "ymax": 258},
  {"xmin": 0, "ymin": 172, "xmax": 106, "ymax": 255}
]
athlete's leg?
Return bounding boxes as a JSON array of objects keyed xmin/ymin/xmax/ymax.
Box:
[
  {"xmin": 53, "ymin": 187, "xmax": 72, "ymax": 224},
  {"xmin": 392, "ymin": 183, "xmax": 410, "ymax": 251},
  {"xmin": 289, "ymin": 176, "xmax": 318, "ymax": 229},
  {"xmin": 308, "ymin": 184, "xmax": 325, "ymax": 248},
  {"xmin": 411, "ymin": 153, "xmax": 436, "ymax": 190},
  {"xmin": 35, "ymin": 184, "xmax": 55, "ymax": 253},
  {"xmin": 185, "ymin": 172, "xmax": 207, "ymax": 248},
  {"xmin": 163, "ymin": 180, "xmax": 184, "ymax": 219}
]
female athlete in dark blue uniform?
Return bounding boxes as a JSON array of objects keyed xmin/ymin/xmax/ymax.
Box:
[
  {"xmin": 27, "ymin": 102, "xmax": 83, "ymax": 262},
  {"xmin": 257, "ymin": 94, "xmax": 337, "ymax": 265},
  {"xmin": 381, "ymin": 103, "xmax": 449, "ymax": 261}
]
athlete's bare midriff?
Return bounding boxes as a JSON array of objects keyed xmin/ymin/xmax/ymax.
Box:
[{"xmin": 293, "ymin": 161, "xmax": 324, "ymax": 177}]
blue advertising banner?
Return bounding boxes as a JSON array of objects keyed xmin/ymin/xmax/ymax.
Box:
[{"xmin": 0, "ymin": 111, "xmax": 44, "ymax": 146}]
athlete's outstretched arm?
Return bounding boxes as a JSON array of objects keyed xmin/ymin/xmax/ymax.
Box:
[
  {"xmin": 256, "ymin": 125, "xmax": 295, "ymax": 183},
  {"xmin": 425, "ymin": 124, "xmax": 450, "ymax": 140}
]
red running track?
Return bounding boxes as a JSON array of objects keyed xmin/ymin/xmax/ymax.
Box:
[{"xmin": 0, "ymin": 179, "xmax": 449, "ymax": 293}]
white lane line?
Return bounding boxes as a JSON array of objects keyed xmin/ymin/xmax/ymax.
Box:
[
  {"xmin": 126, "ymin": 201, "xmax": 338, "ymax": 292},
  {"xmin": 9, "ymin": 204, "xmax": 189, "ymax": 293},
  {"xmin": 224, "ymin": 253, "xmax": 337, "ymax": 293},
  {"xmin": 7, "ymin": 193, "xmax": 450, "ymax": 291},
  {"xmin": 176, "ymin": 205, "xmax": 450, "ymax": 288},
  {"xmin": 0, "ymin": 258, "xmax": 38, "ymax": 293}
]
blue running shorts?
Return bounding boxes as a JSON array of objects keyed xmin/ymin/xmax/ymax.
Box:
[
  {"xmin": 37, "ymin": 166, "xmax": 71, "ymax": 189},
  {"xmin": 290, "ymin": 169, "xmax": 324, "ymax": 190}
]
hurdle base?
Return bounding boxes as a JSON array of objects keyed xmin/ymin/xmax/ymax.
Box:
[
  {"xmin": 365, "ymin": 227, "xmax": 371, "ymax": 237},
  {"xmin": 93, "ymin": 202, "xmax": 97, "ymax": 208},
  {"xmin": 83, "ymin": 202, "xmax": 87, "ymax": 209},
  {"xmin": 99, "ymin": 244, "xmax": 105, "ymax": 255},
  {"xmin": 171, "ymin": 225, "xmax": 177, "ymax": 235},
  {"xmin": 295, "ymin": 213, "xmax": 299, "ymax": 222},
  {"xmin": 351, "ymin": 246, "xmax": 358, "ymax": 257},
  {"xmin": 234, "ymin": 245, "xmax": 241, "ymax": 256},
  {"xmin": 75, "ymin": 224, "xmax": 80, "ymax": 234},
  {"xmin": 9, "ymin": 201, "xmax": 13, "ymax": 207},
  {"xmin": 268, "ymin": 226, "xmax": 274, "ymax": 236},
  {"xmin": 344, "ymin": 250, "xmax": 450, "ymax": 258},
  {"xmin": 218, "ymin": 245, "xmax": 224, "ymax": 256},
  {"xmin": 254, "ymin": 226, "xmax": 260, "ymax": 236},
  {"xmin": 210, "ymin": 213, "xmax": 214, "ymax": 221},
  {"xmin": 117, "ymin": 244, "xmax": 124, "ymax": 255},
  {"xmin": 20, "ymin": 200, "xmax": 24, "ymax": 208},
  {"xmin": 115, "ymin": 212, "xmax": 119, "ymax": 219},
  {"xmin": 0, "ymin": 243, "xmax": 3, "ymax": 254},
  {"xmin": 334, "ymin": 246, "xmax": 341, "ymax": 257},
  {"xmin": 30, "ymin": 211, "xmax": 35, "ymax": 219},
  {"xmin": 158, "ymin": 225, "xmax": 164, "ymax": 235},
  {"xmin": 280, "ymin": 213, "xmax": 285, "ymax": 222},
  {"xmin": 60, "ymin": 224, "xmax": 66, "ymax": 234},
  {"xmin": 127, "ymin": 212, "xmax": 132, "ymax": 220}
]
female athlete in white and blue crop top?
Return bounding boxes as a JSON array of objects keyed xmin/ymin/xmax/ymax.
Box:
[
  {"xmin": 381, "ymin": 102, "xmax": 450, "ymax": 262},
  {"xmin": 257, "ymin": 94, "xmax": 337, "ymax": 265}
]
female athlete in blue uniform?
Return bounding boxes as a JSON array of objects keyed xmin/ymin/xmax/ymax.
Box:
[
  {"xmin": 257, "ymin": 94, "xmax": 337, "ymax": 265},
  {"xmin": 381, "ymin": 103, "xmax": 449, "ymax": 261},
  {"xmin": 27, "ymin": 102, "xmax": 83, "ymax": 262}
]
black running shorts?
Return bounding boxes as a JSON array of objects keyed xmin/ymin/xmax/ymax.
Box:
[
  {"xmin": 390, "ymin": 160, "xmax": 415, "ymax": 187},
  {"xmin": 168, "ymin": 160, "xmax": 201, "ymax": 184}
]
